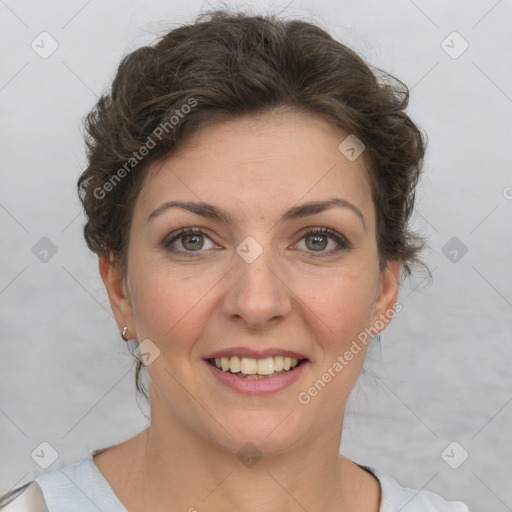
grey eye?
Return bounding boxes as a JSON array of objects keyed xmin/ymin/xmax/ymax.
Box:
[
  {"xmin": 304, "ymin": 233, "xmax": 329, "ymax": 251},
  {"xmin": 181, "ymin": 233, "xmax": 205, "ymax": 251}
]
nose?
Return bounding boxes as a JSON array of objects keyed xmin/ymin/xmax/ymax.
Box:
[{"xmin": 221, "ymin": 243, "xmax": 292, "ymax": 330}]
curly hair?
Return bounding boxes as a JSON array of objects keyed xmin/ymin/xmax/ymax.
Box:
[{"xmin": 77, "ymin": 9, "xmax": 427, "ymax": 400}]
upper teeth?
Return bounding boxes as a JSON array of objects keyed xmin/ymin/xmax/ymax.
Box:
[{"xmin": 213, "ymin": 356, "xmax": 300, "ymax": 375}]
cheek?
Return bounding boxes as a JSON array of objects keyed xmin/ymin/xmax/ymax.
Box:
[
  {"xmin": 294, "ymin": 273, "xmax": 376, "ymax": 409},
  {"xmin": 294, "ymin": 269, "xmax": 376, "ymax": 348},
  {"xmin": 127, "ymin": 247, "xmax": 379, "ymax": 357},
  {"xmin": 129, "ymin": 260, "xmax": 220, "ymax": 345}
]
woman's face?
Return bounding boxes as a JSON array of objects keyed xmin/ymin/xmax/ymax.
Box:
[{"xmin": 102, "ymin": 109, "xmax": 400, "ymax": 455}]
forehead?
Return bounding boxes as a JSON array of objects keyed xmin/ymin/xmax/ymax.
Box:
[{"xmin": 135, "ymin": 109, "xmax": 374, "ymax": 226}]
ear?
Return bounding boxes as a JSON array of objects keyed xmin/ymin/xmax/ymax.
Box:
[
  {"xmin": 370, "ymin": 260, "xmax": 402, "ymax": 333},
  {"xmin": 98, "ymin": 254, "xmax": 136, "ymax": 340}
]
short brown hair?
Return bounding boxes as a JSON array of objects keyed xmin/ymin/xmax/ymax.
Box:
[{"xmin": 77, "ymin": 9, "xmax": 426, "ymax": 399}]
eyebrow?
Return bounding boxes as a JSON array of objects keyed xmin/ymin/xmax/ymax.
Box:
[{"xmin": 146, "ymin": 197, "xmax": 366, "ymax": 230}]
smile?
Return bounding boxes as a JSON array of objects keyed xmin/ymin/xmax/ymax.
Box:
[{"xmin": 207, "ymin": 356, "xmax": 305, "ymax": 379}]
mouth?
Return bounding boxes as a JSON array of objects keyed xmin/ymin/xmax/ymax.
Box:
[{"xmin": 206, "ymin": 356, "xmax": 307, "ymax": 379}]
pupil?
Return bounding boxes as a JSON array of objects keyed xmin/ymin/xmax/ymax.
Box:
[
  {"xmin": 183, "ymin": 234, "xmax": 204, "ymax": 250},
  {"xmin": 307, "ymin": 234, "xmax": 327, "ymax": 251}
]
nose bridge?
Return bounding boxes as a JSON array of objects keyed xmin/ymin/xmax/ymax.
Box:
[{"xmin": 222, "ymin": 235, "xmax": 292, "ymax": 328}]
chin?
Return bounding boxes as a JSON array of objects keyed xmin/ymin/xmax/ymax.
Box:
[{"xmin": 203, "ymin": 409, "xmax": 309, "ymax": 457}]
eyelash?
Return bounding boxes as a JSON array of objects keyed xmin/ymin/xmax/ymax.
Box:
[{"xmin": 162, "ymin": 227, "xmax": 351, "ymax": 256}]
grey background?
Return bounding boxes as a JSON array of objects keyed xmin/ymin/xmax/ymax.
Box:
[{"xmin": 1, "ymin": 1, "xmax": 511, "ymax": 510}]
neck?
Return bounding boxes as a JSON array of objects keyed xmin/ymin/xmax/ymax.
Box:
[{"xmin": 133, "ymin": 391, "xmax": 366, "ymax": 512}]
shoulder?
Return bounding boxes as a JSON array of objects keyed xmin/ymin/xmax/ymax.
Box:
[
  {"xmin": 1, "ymin": 451, "xmax": 127, "ymax": 512},
  {"xmin": 0, "ymin": 481, "xmax": 48, "ymax": 511},
  {"xmin": 362, "ymin": 465, "xmax": 471, "ymax": 512}
]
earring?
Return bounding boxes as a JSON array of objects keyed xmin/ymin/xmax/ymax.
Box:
[{"xmin": 121, "ymin": 325, "xmax": 129, "ymax": 342}]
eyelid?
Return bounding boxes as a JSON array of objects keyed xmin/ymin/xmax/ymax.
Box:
[
  {"xmin": 291, "ymin": 227, "xmax": 352, "ymax": 253},
  {"xmin": 162, "ymin": 226, "xmax": 351, "ymax": 254},
  {"xmin": 162, "ymin": 227, "xmax": 218, "ymax": 250}
]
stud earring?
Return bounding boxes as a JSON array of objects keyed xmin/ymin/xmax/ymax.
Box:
[{"xmin": 121, "ymin": 325, "xmax": 129, "ymax": 342}]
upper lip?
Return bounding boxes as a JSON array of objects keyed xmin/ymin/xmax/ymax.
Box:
[{"xmin": 204, "ymin": 347, "xmax": 308, "ymax": 360}]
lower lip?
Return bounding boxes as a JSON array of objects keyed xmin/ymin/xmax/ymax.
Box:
[{"xmin": 204, "ymin": 360, "xmax": 308, "ymax": 395}]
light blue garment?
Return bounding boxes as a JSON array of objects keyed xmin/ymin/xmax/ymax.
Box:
[{"xmin": 3, "ymin": 448, "xmax": 470, "ymax": 511}]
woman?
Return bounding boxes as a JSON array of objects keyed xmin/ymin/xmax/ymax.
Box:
[{"xmin": 0, "ymin": 9, "xmax": 470, "ymax": 511}]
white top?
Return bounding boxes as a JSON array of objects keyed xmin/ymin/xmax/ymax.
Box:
[{"xmin": 2, "ymin": 448, "xmax": 470, "ymax": 511}]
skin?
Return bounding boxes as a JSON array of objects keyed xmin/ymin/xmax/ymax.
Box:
[{"xmin": 97, "ymin": 108, "xmax": 401, "ymax": 512}]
